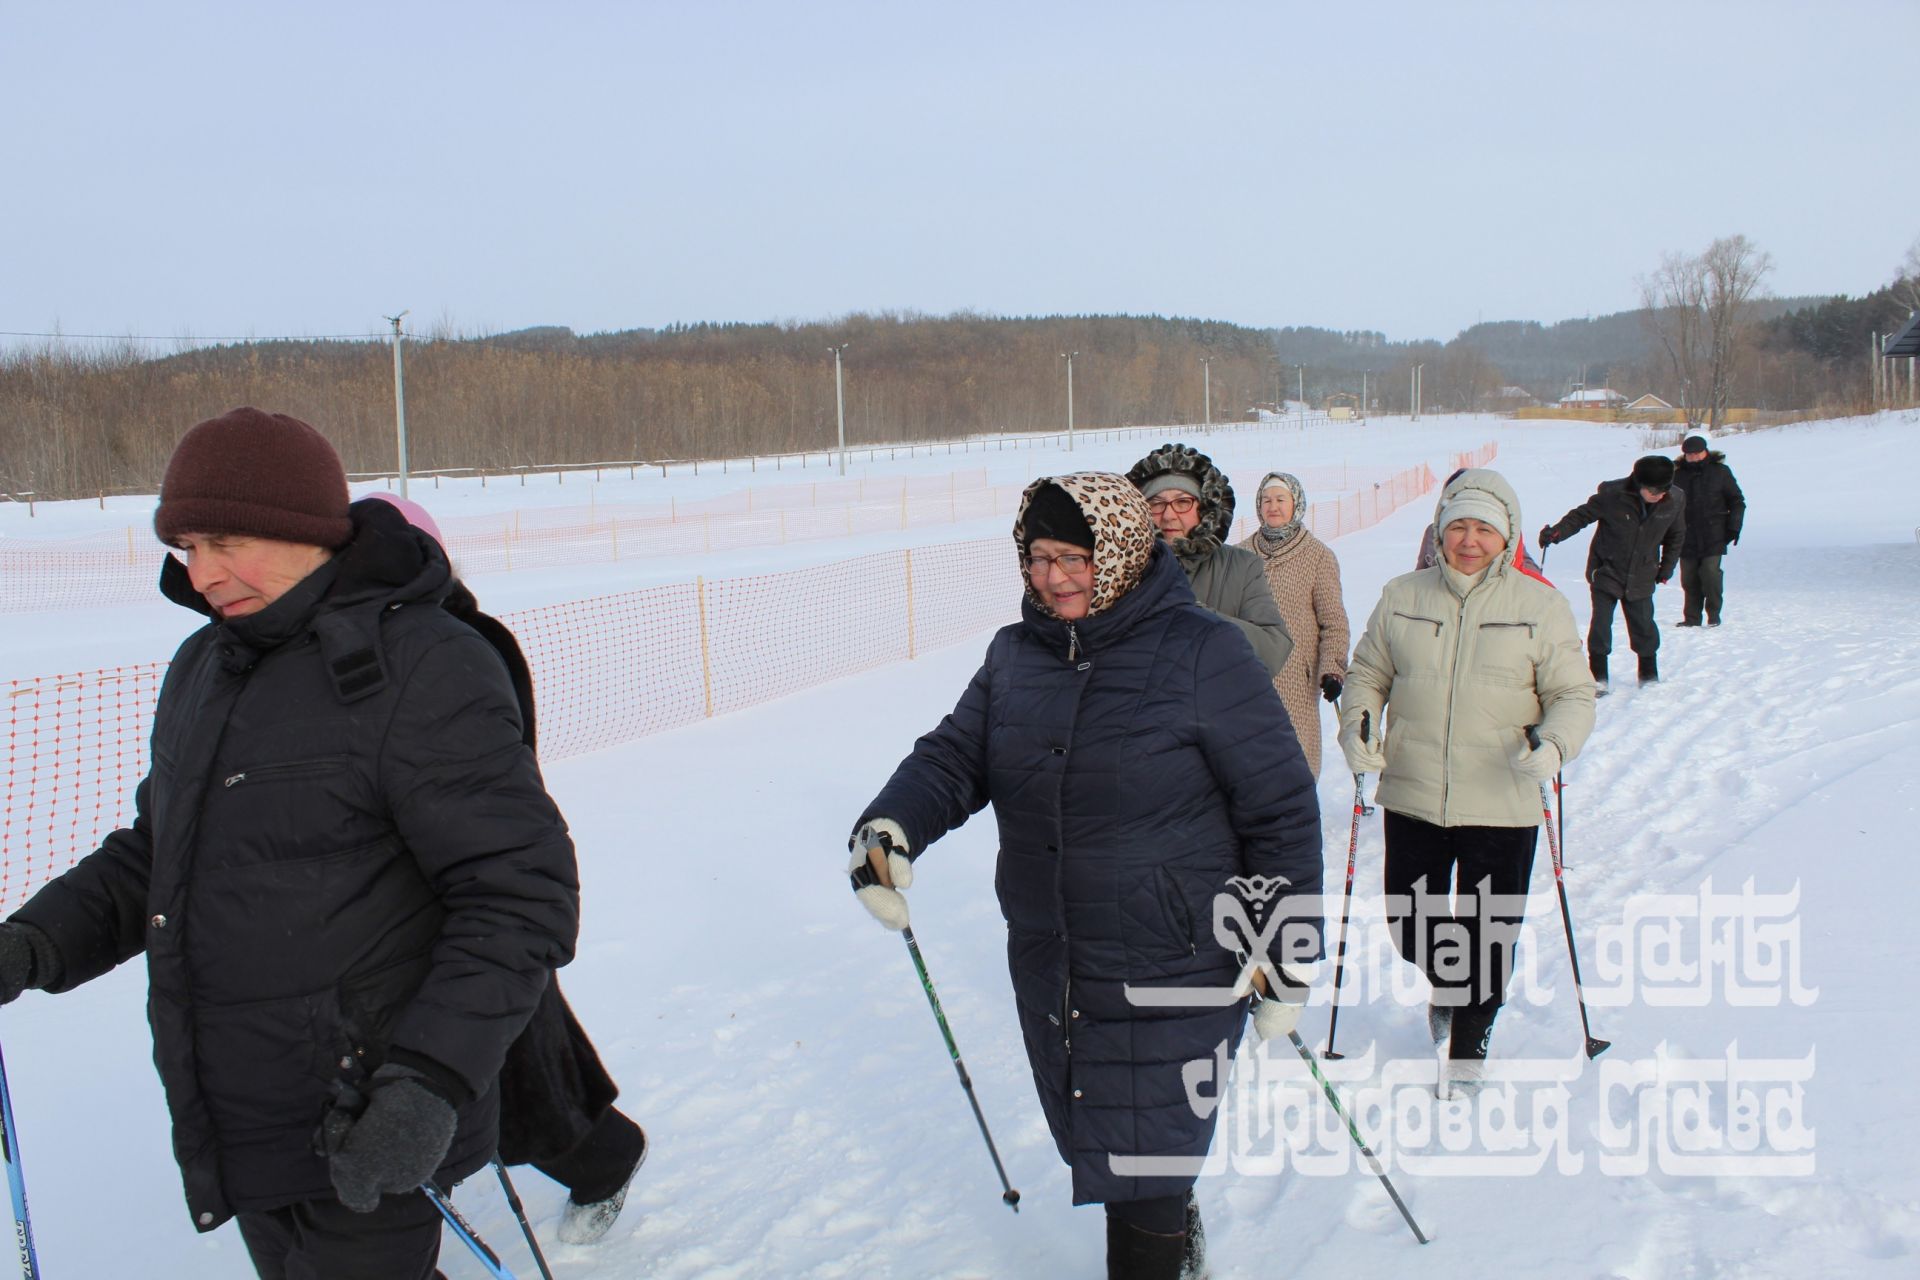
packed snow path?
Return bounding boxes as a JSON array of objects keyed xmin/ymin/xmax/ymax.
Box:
[{"xmin": 1, "ymin": 415, "xmax": 1914, "ymax": 1277}]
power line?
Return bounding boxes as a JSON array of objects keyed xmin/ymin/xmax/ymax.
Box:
[{"xmin": 0, "ymin": 330, "xmax": 393, "ymax": 342}]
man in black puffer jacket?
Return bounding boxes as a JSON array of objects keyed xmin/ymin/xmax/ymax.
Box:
[
  {"xmin": 1670, "ymin": 435, "xmax": 1747, "ymax": 627},
  {"xmin": 0, "ymin": 409, "xmax": 579, "ymax": 1279},
  {"xmin": 1539, "ymin": 454, "xmax": 1687, "ymax": 688}
]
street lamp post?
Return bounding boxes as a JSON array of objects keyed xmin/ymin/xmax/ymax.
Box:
[
  {"xmin": 829, "ymin": 343, "xmax": 850, "ymax": 476},
  {"xmin": 385, "ymin": 310, "xmax": 410, "ymax": 497},
  {"xmin": 1061, "ymin": 351, "xmax": 1078, "ymax": 451}
]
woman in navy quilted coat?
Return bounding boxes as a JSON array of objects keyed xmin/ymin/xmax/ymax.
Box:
[{"xmin": 847, "ymin": 473, "xmax": 1322, "ymax": 1280}]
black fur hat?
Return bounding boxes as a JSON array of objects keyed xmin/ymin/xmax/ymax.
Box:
[{"xmin": 1631, "ymin": 455, "xmax": 1675, "ymax": 493}]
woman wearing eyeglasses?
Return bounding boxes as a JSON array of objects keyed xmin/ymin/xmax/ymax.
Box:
[
  {"xmin": 1126, "ymin": 443, "xmax": 1293, "ymax": 680},
  {"xmin": 845, "ymin": 473, "xmax": 1322, "ymax": 1280}
]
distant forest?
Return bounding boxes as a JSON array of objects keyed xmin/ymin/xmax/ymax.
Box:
[{"xmin": 2, "ymin": 286, "xmax": 1911, "ymax": 499}]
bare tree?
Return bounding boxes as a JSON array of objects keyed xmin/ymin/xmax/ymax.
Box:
[
  {"xmin": 1894, "ymin": 235, "xmax": 1920, "ymax": 316},
  {"xmin": 1639, "ymin": 251, "xmax": 1708, "ymax": 427},
  {"xmin": 1699, "ymin": 234, "xmax": 1773, "ymax": 429}
]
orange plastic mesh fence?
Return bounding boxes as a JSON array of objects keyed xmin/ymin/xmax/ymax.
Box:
[
  {"xmin": 0, "ymin": 460, "xmax": 1438, "ymax": 909},
  {"xmin": 1449, "ymin": 441, "xmax": 1499, "ymax": 473},
  {"xmin": 3, "ymin": 663, "xmax": 168, "ymax": 912},
  {"xmin": 0, "ymin": 538, "xmax": 1018, "ymax": 910}
]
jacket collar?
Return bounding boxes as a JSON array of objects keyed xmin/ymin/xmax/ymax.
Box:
[{"xmin": 157, "ymin": 500, "xmax": 454, "ymax": 698}]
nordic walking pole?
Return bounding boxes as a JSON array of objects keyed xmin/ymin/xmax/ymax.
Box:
[
  {"xmin": 422, "ymin": 1184, "xmax": 519, "ymax": 1279},
  {"xmin": 1287, "ymin": 1031, "xmax": 1428, "ymax": 1245},
  {"xmin": 491, "ymin": 1160, "xmax": 555, "ymax": 1280},
  {"xmin": 0, "ymin": 1039, "xmax": 41, "ymax": 1279},
  {"xmin": 901, "ymin": 925, "xmax": 1021, "ymax": 1212},
  {"xmin": 1324, "ymin": 709, "xmax": 1370, "ymax": 1060},
  {"xmin": 1526, "ymin": 727, "xmax": 1610, "ymax": 1059},
  {"xmin": 854, "ymin": 844, "xmax": 1020, "ymax": 1211}
]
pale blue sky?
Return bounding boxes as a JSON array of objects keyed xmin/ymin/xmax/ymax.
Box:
[{"xmin": 4, "ymin": 1, "xmax": 1911, "ymax": 346}]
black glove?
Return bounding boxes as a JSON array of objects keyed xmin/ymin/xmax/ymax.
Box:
[
  {"xmin": 0, "ymin": 922, "xmax": 60, "ymax": 1005},
  {"xmin": 1536, "ymin": 524, "xmax": 1556, "ymax": 549},
  {"xmin": 327, "ymin": 1066, "xmax": 458, "ymax": 1213},
  {"xmin": 1657, "ymin": 570, "xmax": 1673, "ymax": 585},
  {"xmin": 1727, "ymin": 534, "xmax": 1738, "ymax": 548},
  {"xmin": 1320, "ymin": 675, "xmax": 1343, "ymax": 704}
]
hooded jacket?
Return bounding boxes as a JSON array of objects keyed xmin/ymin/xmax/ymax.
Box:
[
  {"xmin": 860, "ymin": 474, "xmax": 1322, "ymax": 1205},
  {"xmin": 1671, "ymin": 451, "xmax": 1746, "ymax": 559},
  {"xmin": 1125, "ymin": 444, "xmax": 1294, "ymax": 676},
  {"xmin": 11, "ymin": 500, "xmax": 579, "ymax": 1229},
  {"xmin": 1341, "ymin": 470, "xmax": 1595, "ymax": 828},
  {"xmin": 1544, "ymin": 475, "xmax": 1687, "ymax": 600}
]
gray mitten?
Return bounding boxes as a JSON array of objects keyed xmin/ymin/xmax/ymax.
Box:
[{"xmin": 327, "ymin": 1065, "xmax": 458, "ymax": 1213}]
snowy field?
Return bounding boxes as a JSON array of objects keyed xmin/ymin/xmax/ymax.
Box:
[{"xmin": 2, "ymin": 413, "xmax": 1917, "ymax": 1278}]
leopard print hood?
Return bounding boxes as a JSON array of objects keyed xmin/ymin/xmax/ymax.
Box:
[
  {"xmin": 1125, "ymin": 442, "xmax": 1235, "ymax": 557},
  {"xmin": 1012, "ymin": 473, "xmax": 1156, "ymax": 618}
]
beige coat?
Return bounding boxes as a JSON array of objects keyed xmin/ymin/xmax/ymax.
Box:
[
  {"xmin": 1339, "ymin": 469, "xmax": 1595, "ymax": 828},
  {"xmin": 1238, "ymin": 527, "xmax": 1348, "ymax": 778}
]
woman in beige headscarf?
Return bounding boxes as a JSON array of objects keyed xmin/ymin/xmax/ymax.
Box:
[{"xmin": 1238, "ymin": 471, "xmax": 1349, "ymax": 778}]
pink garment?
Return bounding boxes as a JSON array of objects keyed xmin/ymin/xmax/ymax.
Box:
[{"xmin": 361, "ymin": 490, "xmax": 445, "ymax": 545}]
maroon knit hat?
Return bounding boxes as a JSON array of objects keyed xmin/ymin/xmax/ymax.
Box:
[{"xmin": 153, "ymin": 407, "xmax": 353, "ymax": 548}]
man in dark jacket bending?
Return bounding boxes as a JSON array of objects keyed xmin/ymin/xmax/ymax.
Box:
[
  {"xmin": 1671, "ymin": 434, "xmax": 1747, "ymax": 627},
  {"xmin": 0, "ymin": 408, "xmax": 580, "ymax": 1278},
  {"xmin": 1539, "ymin": 454, "xmax": 1687, "ymax": 688}
]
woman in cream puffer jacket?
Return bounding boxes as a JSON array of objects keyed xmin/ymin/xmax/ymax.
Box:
[{"xmin": 1338, "ymin": 468, "xmax": 1594, "ymax": 1083}]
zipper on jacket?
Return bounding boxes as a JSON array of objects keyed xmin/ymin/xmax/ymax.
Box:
[
  {"xmin": 222, "ymin": 756, "xmax": 347, "ymax": 789},
  {"xmin": 1393, "ymin": 611, "xmax": 1444, "ymax": 636},
  {"xmin": 1066, "ymin": 624, "xmax": 1080, "ymax": 663},
  {"xmin": 1439, "ymin": 597, "xmax": 1470, "ymax": 824},
  {"xmin": 1063, "ymin": 976, "xmax": 1073, "ymax": 1055}
]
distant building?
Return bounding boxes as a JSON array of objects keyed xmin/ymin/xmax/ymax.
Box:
[
  {"xmin": 1490, "ymin": 385, "xmax": 1538, "ymax": 407},
  {"xmin": 1626, "ymin": 393, "xmax": 1673, "ymax": 412},
  {"xmin": 1557, "ymin": 387, "xmax": 1628, "ymax": 409}
]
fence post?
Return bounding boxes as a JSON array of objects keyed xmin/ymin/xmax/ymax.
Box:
[
  {"xmin": 696, "ymin": 576, "xmax": 714, "ymax": 719},
  {"xmin": 611, "ymin": 518, "xmax": 620, "ymax": 562},
  {"xmin": 126, "ymin": 527, "xmax": 136, "ymax": 566},
  {"xmin": 904, "ymin": 549, "xmax": 917, "ymax": 660},
  {"xmin": 503, "ymin": 519, "xmax": 513, "ymax": 573}
]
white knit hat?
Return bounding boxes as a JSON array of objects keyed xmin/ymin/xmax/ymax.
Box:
[{"xmin": 1437, "ymin": 490, "xmax": 1510, "ymax": 541}]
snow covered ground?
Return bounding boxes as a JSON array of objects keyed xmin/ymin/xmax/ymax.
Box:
[{"xmin": 1, "ymin": 412, "xmax": 1916, "ymax": 1277}]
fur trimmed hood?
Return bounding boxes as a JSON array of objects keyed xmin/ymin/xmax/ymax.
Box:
[{"xmin": 1126, "ymin": 442, "xmax": 1236, "ymax": 557}]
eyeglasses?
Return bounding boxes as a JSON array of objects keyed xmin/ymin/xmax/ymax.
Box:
[
  {"xmin": 1024, "ymin": 552, "xmax": 1090, "ymax": 575},
  {"xmin": 1145, "ymin": 495, "xmax": 1198, "ymax": 515}
]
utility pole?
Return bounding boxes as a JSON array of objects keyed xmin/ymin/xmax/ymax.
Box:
[
  {"xmin": 1201, "ymin": 356, "xmax": 1213, "ymax": 429},
  {"xmin": 1061, "ymin": 351, "xmax": 1078, "ymax": 451},
  {"xmin": 1297, "ymin": 364, "xmax": 1305, "ymax": 429},
  {"xmin": 1361, "ymin": 370, "xmax": 1369, "ymax": 420},
  {"xmin": 829, "ymin": 343, "xmax": 850, "ymax": 476},
  {"xmin": 386, "ymin": 310, "xmax": 410, "ymax": 497}
]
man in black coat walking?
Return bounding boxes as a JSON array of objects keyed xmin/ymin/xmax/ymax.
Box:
[
  {"xmin": 1539, "ymin": 454, "xmax": 1687, "ymax": 688},
  {"xmin": 0, "ymin": 409, "xmax": 580, "ymax": 1279},
  {"xmin": 1671, "ymin": 435, "xmax": 1747, "ymax": 627}
]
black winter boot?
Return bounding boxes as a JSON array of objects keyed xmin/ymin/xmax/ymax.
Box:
[
  {"xmin": 1638, "ymin": 655, "xmax": 1659, "ymax": 684},
  {"xmin": 1589, "ymin": 654, "xmax": 1609, "ymax": 695},
  {"xmin": 1181, "ymin": 1193, "xmax": 1208, "ymax": 1280},
  {"xmin": 1107, "ymin": 1217, "xmax": 1188, "ymax": 1280}
]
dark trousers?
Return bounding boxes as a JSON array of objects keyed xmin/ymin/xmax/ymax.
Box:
[
  {"xmin": 1679, "ymin": 555, "xmax": 1724, "ymax": 624},
  {"xmin": 1105, "ymin": 1193, "xmax": 1187, "ymax": 1233},
  {"xmin": 237, "ymin": 1192, "xmax": 445, "ymax": 1280},
  {"xmin": 534, "ymin": 1105, "xmax": 647, "ymax": 1203},
  {"xmin": 1382, "ymin": 810, "xmax": 1538, "ymax": 1059},
  {"xmin": 1587, "ymin": 588, "xmax": 1658, "ymax": 664}
]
